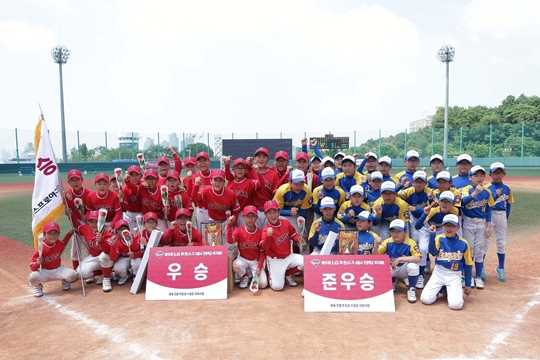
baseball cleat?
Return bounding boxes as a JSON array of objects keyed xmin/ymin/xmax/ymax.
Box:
[
  {"xmin": 474, "ymin": 277, "xmax": 484, "ymax": 290},
  {"xmin": 239, "ymin": 275, "xmax": 250, "ymax": 289},
  {"xmin": 461, "ymin": 276, "xmax": 465, "ymax": 288},
  {"xmin": 470, "ymin": 278, "xmax": 475, "ymax": 288},
  {"xmin": 62, "ymin": 280, "xmax": 71, "ymax": 291},
  {"xmin": 403, "ymin": 278, "xmax": 409, "ymax": 287},
  {"xmin": 102, "ymin": 278, "xmax": 112, "ymax": 292},
  {"xmin": 285, "ymin": 275, "xmax": 298, "ymax": 287},
  {"xmin": 392, "ymin": 278, "xmax": 397, "ymax": 292},
  {"xmin": 118, "ymin": 274, "xmax": 131, "ymax": 286},
  {"xmin": 407, "ymin": 288, "xmax": 417, "ymax": 303},
  {"xmin": 416, "ymin": 275, "xmax": 424, "ymax": 289},
  {"xmin": 496, "ymin": 267, "xmax": 506, "ymax": 282},
  {"xmin": 96, "ymin": 275, "xmax": 104, "ymax": 285},
  {"xmin": 481, "ymin": 268, "xmax": 487, "ymax": 281},
  {"xmin": 85, "ymin": 277, "xmax": 94, "ymax": 284},
  {"xmin": 234, "ymin": 274, "xmax": 241, "ymax": 284},
  {"xmin": 34, "ymin": 283, "xmax": 43, "ymax": 297}
]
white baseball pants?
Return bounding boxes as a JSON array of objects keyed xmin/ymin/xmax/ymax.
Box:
[
  {"xmin": 266, "ymin": 254, "xmax": 304, "ymax": 291},
  {"xmin": 391, "ymin": 262, "xmax": 419, "ymax": 280},
  {"xmin": 417, "ymin": 226, "xmax": 443, "ymax": 267},
  {"xmin": 256, "ymin": 210, "xmax": 268, "ymax": 230},
  {"xmin": 485, "ymin": 211, "xmax": 507, "ymax": 255},
  {"xmin": 77, "ymin": 253, "xmax": 114, "ymax": 279},
  {"xmin": 232, "ymin": 256, "xmax": 268, "ymax": 289},
  {"xmin": 421, "ymin": 265, "xmax": 465, "ymax": 310},
  {"xmin": 123, "ymin": 211, "xmax": 143, "ymax": 232},
  {"xmin": 462, "ymin": 216, "xmax": 487, "ymax": 261},
  {"xmin": 28, "ymin": 266, "xmax": 77, "ymax": 286}
]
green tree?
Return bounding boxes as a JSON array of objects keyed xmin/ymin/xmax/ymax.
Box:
[{"xmin": 183, "ymin": 143, "xmax": 214, "ymax": 158}]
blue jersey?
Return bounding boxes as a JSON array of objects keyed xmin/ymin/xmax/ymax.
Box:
[
  {"xmin": 398, "ymin": 187, "xmax": 430, "ymax": 218},
  {"xmin": 377, "ymin": 237, "xmax": 422, "ymax": 265},
  {"xmin": 273, "ymin": 183, "xmax": 312, "ymax": 218},
  {"xmin": 394, "ymin": 170, "xmax": 415, "ymax": 191},
  {"xmin": 427, "ymin": 174, "xmax": 437, "ymax": 189},
  {"xmin": 372, "ymin": 197, "xmax": 409, "ymax": 225},
  {"xmin": 415, "ymin": 207, "xmax": 459, "ymax": 230},
  {"xmin": 337, "ymin": 200, "xmax": 371, "ymax": 229},
  {"xmin": 357, "ymin": 230, "xmax": 378, "ymax": 255},
  {"xmin": 452, "ymin": 174, "xmax": 471, "ymax": 191},
  {"xmin": 366, "ymin": 189, "xmax": 381, "ymax": 208},
  {"xmin": 461, "ymin": 185, "xmax": 495, "ymax": 220},
  {"xmin": 336, "ymin": 172, "xmax": 362, "ymax": 194},
  {"xmin": 485, "ymin": 182, "xmax": 514, "ymax": 213},
  {"xmin": 312, "ymin": 185, "xmax": 346, "ymax": 216},
  {"xmin": 429, "ymin": 232, "xmax": 473, "ymax": 285},
  {"xmin": 309, "ymin": 218, "xmax": 345, "ymax": 252}
]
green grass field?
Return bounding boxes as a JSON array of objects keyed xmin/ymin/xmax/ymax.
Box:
[{"xmin": 1, "ymin": 189, "xmax": 537, "ymax": 248}]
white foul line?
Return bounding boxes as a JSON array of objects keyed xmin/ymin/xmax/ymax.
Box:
[{"xmin": 483, "ymin": 287, "xmax": 540, "ymax": 357}]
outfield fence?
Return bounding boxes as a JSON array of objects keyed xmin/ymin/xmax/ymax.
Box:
[{"xmin": 1, "ymin": 122, "xmax": 540, "ymax": 165}]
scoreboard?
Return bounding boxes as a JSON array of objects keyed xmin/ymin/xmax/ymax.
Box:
[{"xmin": 310, "ymin": 136, "xmax": 349, "ymax": 150}]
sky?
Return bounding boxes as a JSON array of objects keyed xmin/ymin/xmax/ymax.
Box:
[{"xmin": 1, "ymin": 0, "xmax": 540, "ymax": 156}]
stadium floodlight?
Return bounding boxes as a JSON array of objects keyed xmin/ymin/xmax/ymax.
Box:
[
  {"xmin": 437, "ymin": 45, "xmax": 455, "ymax": 160},
  {"xmin": 51, "ymin": 45, "xmax": 71, "ymax": 162}
]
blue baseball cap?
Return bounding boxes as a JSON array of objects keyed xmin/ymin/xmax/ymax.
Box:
[
  {"xmin": 321, "ymin": 167, "xmax": 335, "ymax": 180},
  {"xmin": 442, "ymin": 214, "xmax": 459, "ymax": 226},
  {"xmin": 436, "ymin": 171, "xmax": 452, "ymax": 182},
  {"xmin": 378, "ymin": 156, "xmax": 392, "ymax": 165},
  {"xmin": 389, "ymin": 219, "xmax": 407, "ymax": 231},
  {"xmin": 356, "ymin": 210, "xmax": 371, "ymax": 221},
  {"xmin": 469, "ymin": 165, "xmax": 486, "ymax": 176},
  {"xmin": 490, "ymin": 162, "xmax": 505, "ymax": 173},
  {"xmin": 370, "ymin": 171, "xmax": 383, "ymax": 181},
  {"xmin": 381, "ymin": 181, "xmax": 396, "ymax": 192},
  {"xmin": 320, "ymin": 197, "xmax": 336, "ymax": 209}
]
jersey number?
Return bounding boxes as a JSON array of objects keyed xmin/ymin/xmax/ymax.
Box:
[{"xmin": 450, "ymin": 263, "xmax": 459, "ymax": 271}]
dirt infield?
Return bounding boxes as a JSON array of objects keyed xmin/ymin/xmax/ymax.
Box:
[
  {"xmin": 2, "ymin": 229, "xmax": 539, "ymax": 360},
  {"xmin": 2, "ymin": 176, "xmax": 539, "ymax": 359}
]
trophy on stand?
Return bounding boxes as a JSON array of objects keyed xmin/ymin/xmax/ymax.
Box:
[
  {"xmin": 201, "ymin": 222, "xmax": 223, "ymax": 246},
  {"xmin": 338, "ymin": 230, "xmax": 358, "ymax": 255}
]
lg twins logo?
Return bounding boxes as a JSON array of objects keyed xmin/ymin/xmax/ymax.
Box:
[{"xmin": 156, "ymin": 251, "xmax": 164, "ymax": 258}]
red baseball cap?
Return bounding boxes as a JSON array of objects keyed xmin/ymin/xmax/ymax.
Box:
[
  {"xmin": 94, "ymin": 173, "xmax": 110, "ymax": 183},
  {"xmin": 196, "ymin": 152, "xmax": 210, "ymax": 161},
  {"xmin": 87, "ymin": 210, "xmax": 99, "ymax": 221},
  {"xmin": 233, "ymin": 158, "xmax": 247, "ymax": 167},
  {"xmin": 167, "ymin": 171, "xmax": 180, "ymax": 180},
  {"xmin": 143, "ymin": 212, "xmax": 158, "ymax": 222},
  {"xmin": 296, "ymin": 152, "xmax": 309, "ymax": 162},
  {"xmin": 255, "ymin": 147, "xmax": 269, "ymax": 156},
  {"xmin": 212, "ymin": 169, "xmax": 225, "ymax": 180},
  {"xmin": 274, "ymin": 151, "xmax": 289, "ymax": 161},
  {"xmin": 183, "ymin": 156, "xmax": 196, "ymax": 166},
  {"xmin": 175, "ymin": 208, "xmax": 191, "ymax": 218},
  {"xmin": 127, "ymin": 165, "xmax": 141, "ymax": 174},
  {"xmin": 114, "ymin": 219, "xmax": 130, "ymax": 230},
  {"xmin": 157, "ymin": 156, "xmax": 170, "ymax": 165},
  {"xmin": 243, "ymin": 205, "xmax": 258, "ymax": 216},
  {"xmin": 67, "ymin": 169, "xmax": 82, "ymax": 180},
  {"xmin": 144, "ymin": 169, "xmax": 159, "ymax": 179},
  {"xmin": 110, "ymin": 174, "xmax": 117, "ymax": 182},
  {"xmin": 264, "ymin": 200, "xmax": 279, "ymax": 212},
  {"xmin": 43, "ymin": 221, "xmax": 60, "ymax": 233}
]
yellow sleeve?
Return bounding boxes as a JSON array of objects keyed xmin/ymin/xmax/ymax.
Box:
[
  {"xmin": 273, "ymin": 184, "xmax": 289, "ymax": 209},
  {"xmin": 509, "ymin": 186, "xmax": 515, "ymax": 203},
  {"xmin": 434, "ymin": 235, "xmax": 441, "ymax": 251},
  {"xmin": 309, "ymin": 218, "xmax": 322, "ymax": 238},
  {"xmin": 397, "ymin": 198, "xmax": 410, "ymax": 221},
  {"xmin": 486, "ymin": 189, "xmax": 495, "ymax": 207},
  {"xmin": 398, "ymin": 187, "xmax": 414, "ymax": 201},
  {"xmin": 460, "ymin": 237, "xmax": 474, "ymax": 265},
  {"xmin": 377, "ymin": 238, "xmax": 389, "ymax": 254},
  {"xmin": 337, "ymin": 201, "xmax": 350, "ymax": 218},
  {"xmin": 407, "ymin": 239, "xmax": 422, "ymax": 257},
  {"xmin": 353, "ymin": 171, "xmax": 362, "ymax": 185},
  {"xmin": 393, "ymin": 171, "xmax": 405, "ymax": 184},
  {"xmin": 337, "ymin": 188, "xmax": 346, "ymax": 206},
  {"xmin": 451, "ymin": 188, "xmax": 462, "ymax": 206},
  {"xmin": 312, "ymin": 185, "xmax": 323, "ymax": 204},
  {"xmin": 301, "ymin": 185, "xmax": 313, "ymax": 210},
  {"xmin": 335, "ymin": 219, "xmax": 345, "ymax": 230},
  {"xmin": 372, "ymin": 197, "xmax": 384, "ymax": 216},
  {"xmin": 361, "ymin": 202, "xmax": 371, "ymax": 212},
  {"xmin": 461, "ymin": 185, "xmax": 473, "ymax": 199}
]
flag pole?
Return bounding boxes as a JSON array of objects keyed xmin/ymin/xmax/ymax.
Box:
[{"xmin": 38, "ymin": 109, "xmax": 86, "ymax": 296}]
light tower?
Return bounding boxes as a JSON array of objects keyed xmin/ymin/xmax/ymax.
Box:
[
  {"xmin": 51, "ymin": 45, "xmax": 70, "ymax": 162},
  {"xmin": 436, "ymin": 45, "xmax": 455, "ymax": 159}
]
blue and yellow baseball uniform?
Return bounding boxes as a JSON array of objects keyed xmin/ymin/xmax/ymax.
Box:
[
  {"xmin": 394, "ymin": 170, "xmax": 415, "ymax": 191},
  {"xmin": 337, "ymin": 200, "xmax": 371, "ymax": 229},
  {"xmin": 335, "ymin": 171, "xmax": 363, "ymax": 194},
  {"xmin": 371, "ymin": 197, "xmax": 409, "ymax": 226},
  {"xmin": 452, "ymin": 174, "xmax": 472, "ymax": 191},
  {"xmin": 432, "ymin": 187, "xmax": 461, "ymax": 207},
  {"xmin": 273, "ymin": 183, "xmax": 312, "ymax": 219},
  {"xmin": 357, "ymin": 230, "xmax": 379, "ymax": 255},
  {"xmin": 312, "ymin": 185, "xmax": 346, "ymax": 217},
  {"xmin": 415, "ymin": 207, "xmax": 459, "ymax": 230},
  {"xmin": 366, "ymin": 188, "xmax": 381, "ymax": 208},
  {"xmin": 398, "ymin": 187, "xmax": 430, "ymax": 220},
  {"xmin": 377, "ymin": 237, "xmax": 422, "ymax": 264},
  {"xmin": 461, "ymin": 185, "xmax": 495, "ymax": 220},
  {"xmin": 309, "ymin": 218, "xmax": 345, "ymax": 253}
]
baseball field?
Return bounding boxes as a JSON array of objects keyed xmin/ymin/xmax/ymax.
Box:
[{"xmin": 1, "ymin": 171, "xmax": 539, "ymax": 359}]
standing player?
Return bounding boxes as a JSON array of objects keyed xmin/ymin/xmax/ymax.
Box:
[
  {"xmin": 85, "ymin": 173, "xmax": 122, "ymax": 232},
  {"xmin": 427, "ymin": 154, "xmax": 444, "ymax": 189},
  {"xmin": 164, "ymin": 171, "xmax": 191, "ymax": 224},
  {"xmin": 312, "ymin": 168, "xmax": 346, "ymax": 221},
  {"xmin": 226, "ymin": 206, "xmax": 268, "ymax": 289},
  {"xmin": 273, "ymin": 169, "xmax": 312, "ymax": 232},
  {"xmin": 420, "ymin": 214, "xmax": 473, "ymax": 310},
  {"xmin": 182, "ymin": 156, "xmax": 197, "ymax": 190},
  {"xmin": 374, "ymin": 219, "xmax": 422, "ymax": 303},
  {"xmin": 394, "ymin": 150, "xmax": 420, "ymax": 191},
  {"xmin": 156, "ymin": 147, "xmax": 183, "ymax": 187},
  {"xmin": 377, "ymin": 156, "xmax": 397, "ymax": 184},
  {"xmin": 245, "ymin": 147, "xmax": 280, "ymax": 229},
  {"xmin": 121, "ymin": 165, "xmax": 143, "ymax": 231},
  {"xmin": 308, "ymin": 197, "xmax": 345, "ymax": 255},
  {"xmin": 356, "ymin": 152, "xmax": 378, "ymax": 176},
  {"xmin": 28, "ymin": 222, "xmax": 77, "ymax": 297},
  {"xmin": 335, "ymin": 155, "xmax": 362, "ymax": 196},
  {"xmin": 260, "ymin": 200, "xmax": 305, "ymax": 290},
  {"xmin": 337, "ymin": 185, "xmax": 370, "ymax": 230},
  {"xmin": 124, "ymin": 169, "xmax": 167, "ymax": 231},
  {"xmin": 191, "ymin": 151, "xmax": 213, "ymax": 227},
  {"xmin": 295, "ymin": 151, "xmax": 319, "ymax": 191},
  {"xmin": 453, "ymin": 154, "xmax": 473, "ymax": 191},
  {"xmin": 461, "ymin": 165, "xmax": 494, "ymax": 289},
  {"xmin": 484, "ymin": 162, "xmax": 514, "ymax": 282}
]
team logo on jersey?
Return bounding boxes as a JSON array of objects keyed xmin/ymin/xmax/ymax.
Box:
[
  {"xmin": 311, "ymin": 259, "xmax": 320, "ymax": 267},
  {"xmin": 155, "ymin": 251, "xmax": 164, "ymax": 258},
  {"xmin": 275, "ymin": 233, "xmax": 288, "ymax": 246},
  {"xmin": 437, "ymin": 249, "xmax": 464, "ymax": 261}
]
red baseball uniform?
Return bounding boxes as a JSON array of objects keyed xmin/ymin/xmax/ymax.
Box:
[
  {"xmin": 29, "ymin": 232, "xmax": 72, "ymax": 271},
  {"xmin": 77, "ymin": 224, "xmax": 114, "ymax": 256},
  {"xmin": 226, "ymin": 225, "xmax": 265, "ymax": 266},
  {"xmin": 161, "ymin": 227, "xmax": 203, "ymax": 246},
  {"xmin": 85, "ymin": 190, "xmax": 122, "ymax": 224},
  {"xmin": 165, "ymin": 189, "xmax": 192, "ymax": 222},
  {"xmin": 191, "ymin": 186, "xmax": 241, "ymax": 222},
  {"xmin": 260, "ymin": 219, "xmax": 299, "ymax": 258},
  {"xmin": 121, "ymin": 185, "xmax": 142, "ymax": 213},
  {"xmin": 65, "ymin": 187, "xmax": 92, "ymax": 227},
  {"xmin": 268, "ymin": 165, "xmax": 289, "ymax": 187},
  {"xmin": 246, "ymin": 167, "xmax": 279, "ymax": 209},
  {"xmin": 157, "ymin": 154, "xmax": 183, "ymax": 187},
  {"xmin": 191, "ymin": 171, "xmax": 212, "ymax": 207},
  {"xmin": 125, "ymin": 181, "xmax": 165, "ymax": 219},
  {"xmin": 110, "ymin": 235, "xmax": 143, "ymax": 262},
  {"xmin": 226, "ymin": 175, "xmax": 263, "ymax": 210}
]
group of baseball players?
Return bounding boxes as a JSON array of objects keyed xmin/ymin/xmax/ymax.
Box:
[{"xmin": 29, "ymin": 138, "xmax": 514, "ymax": 310}]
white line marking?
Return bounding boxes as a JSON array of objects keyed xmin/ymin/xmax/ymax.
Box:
[{"xmin": 483, "ymin": 288, "xmax": 540, "ymax": 357}]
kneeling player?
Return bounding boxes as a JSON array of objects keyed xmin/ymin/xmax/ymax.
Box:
[
  {"xmin": 28, "ymin": 222, "xmax": 77, "ymax": 297},
  {"xmin": 110, "ymin": 220, "xmax": 143, "ymax": 285},
  {"xmin": 226, "ymin": 205, "xmax": 268, "ymax": 289},
  {"xmin": 261, "ymin": 200, "xmax": 306, "ymax": 290},
  {"xmin": 355, "ymin": 211, "xmax": 380, "ymax": 255},
  {"xmin": 309, "ymin": 197, "xmax": 344, "ymax": 255},
  {"xmin": 420, "ymin": 214, "xmax": 473, "ymax": 310},
  {"xmin": 374, "ymin": 219, "xmax": 421, "ymax": 303}
]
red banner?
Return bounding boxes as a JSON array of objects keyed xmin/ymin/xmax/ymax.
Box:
[
  {"xmin": 304, "ymin": 255, "xmax": 395, "ymax": 312},
  {"xmin": 146, "ymin": 246, "xmax": 228, "ymax": 300}
]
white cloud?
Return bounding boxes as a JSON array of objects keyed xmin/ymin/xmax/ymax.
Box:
[{"xmin": 0, "ymin": 21, "xmax": 56, "ymax": 49}]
